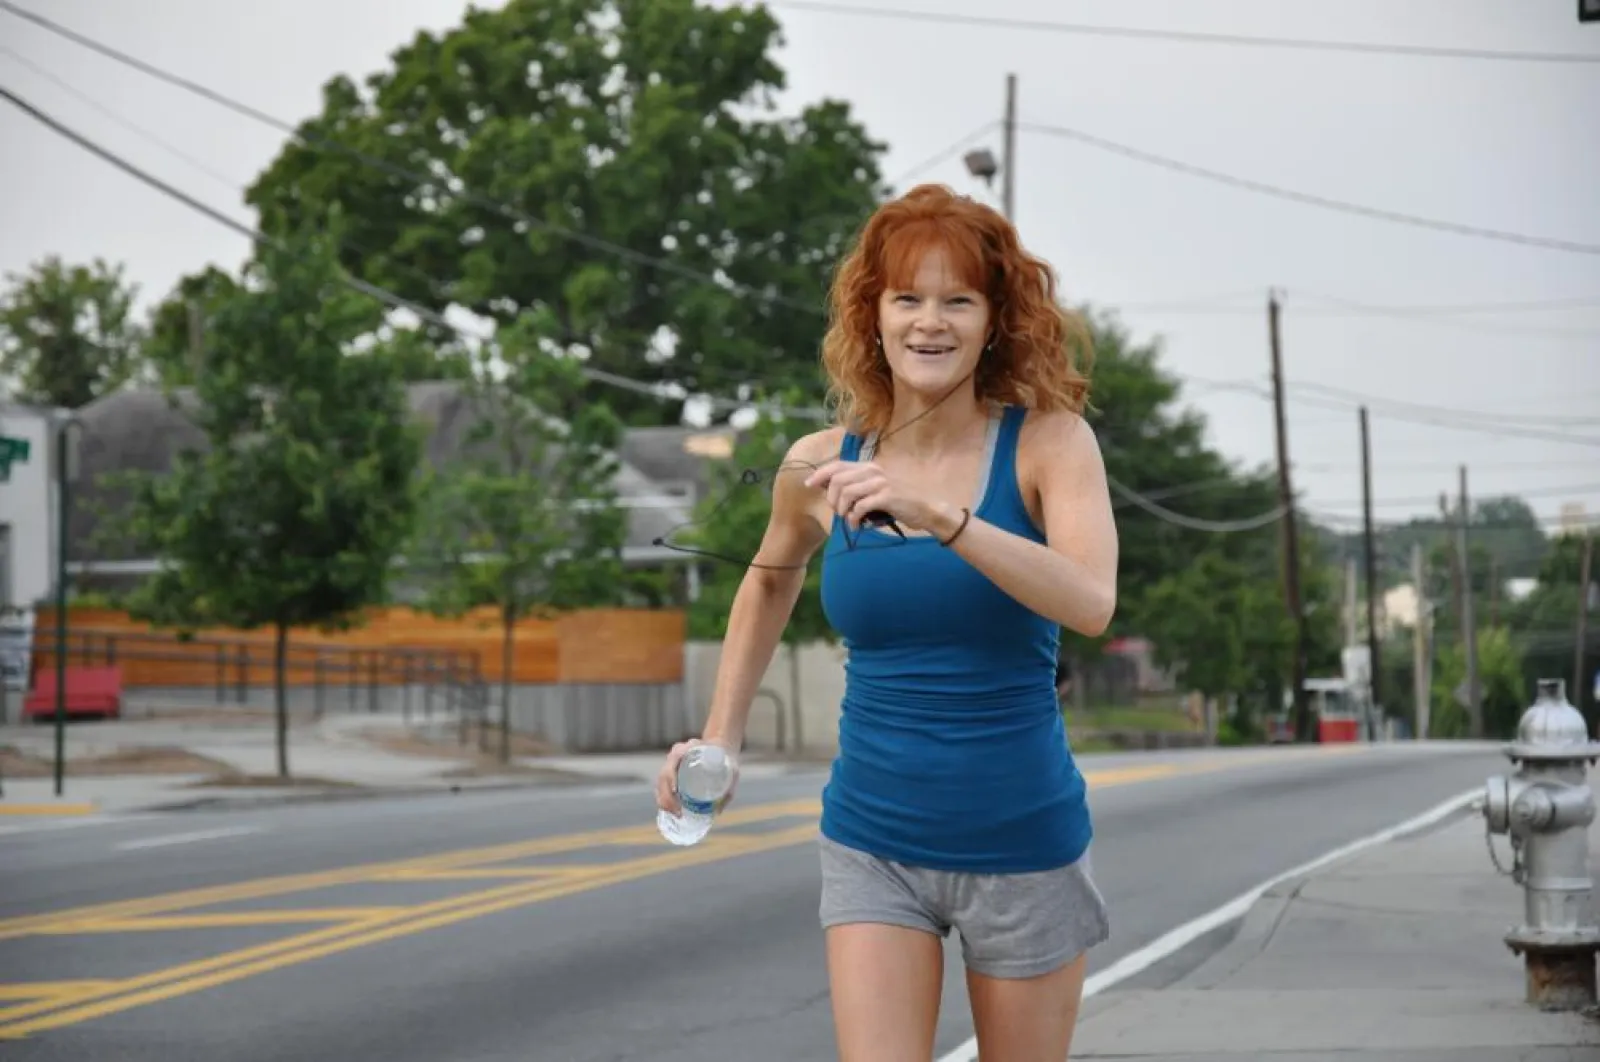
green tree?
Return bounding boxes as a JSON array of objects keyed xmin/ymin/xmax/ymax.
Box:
[
  {"xmin": 142, "ymin": 266, "xmax": 241, "ymax": 388},
  {"xmin": 121, "ymin": 223, "xmax": 421, "ymax": 778},
  {"xmin": 408, "ymin": 313, "xmax": 628, "ymax": 761},
  {"xmin": 1507, "ymin": 531, "xmax": 1595, "ymax": 727},
  {"xmin": 1431, "ymin": 625, "xmax": 1526, "ymax": 739},
  {"xmin": 1078, "ymin": 309, "xmax": 1283, "ymax": 629},
  {"xmin": 1138, "ymin": 551, "xmax": 1255, "ymax": 707},
  {"xmin": 1134, "ymin": 542, "xmax": 1335, "ymax": 743},
  {"xmin": 0, "ymin": 256, "xmax": 147, "ymax": 408},
  {"xmin": 242, "ymin": 0, "xmax": 887, "ymax": 425}
]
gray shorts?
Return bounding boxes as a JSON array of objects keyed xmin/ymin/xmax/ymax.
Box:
[{"xmin": 817, "ymin": 834, "xmax": 1111, "ymax": 980}]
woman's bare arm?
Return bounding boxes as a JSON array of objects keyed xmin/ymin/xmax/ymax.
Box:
[
  {"xmin": 657, "ymin": 428, "xmax": 838, "ymax": 813},
  {"xmin": 925, "ymin": 410, "xmax": 1119, "ymax": 637}
]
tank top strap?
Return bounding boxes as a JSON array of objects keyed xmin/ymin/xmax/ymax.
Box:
[
  {"xmin": 839, "ymin": 426, "xmax": 865, "ymax": 462},
  {"xmin": 994, "ymin": 404, "xmax": 1027, "ymax": 477},
  {"xmin": 983, "ymin": 404, "xmax": 1036, "ymax": 530}
]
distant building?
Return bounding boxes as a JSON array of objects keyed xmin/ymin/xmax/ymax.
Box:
[
  {"xmin": 0, "ymin": 400, "xmax": 61, "ymax": 610},
  {"xmin": 62, "ymin": 382, "xmax": 742, "ymax": 603},
  {"xmin": 0, "ymin": 399, "xmax": 60, "ymax": 694}
]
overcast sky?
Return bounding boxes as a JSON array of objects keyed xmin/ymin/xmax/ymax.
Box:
[{"xmin": 1, "ymin": 0, "xmax": 1596, "ymax": 535}]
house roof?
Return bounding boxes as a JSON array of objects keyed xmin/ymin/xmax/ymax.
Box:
[{"xmin": 66, "ymin": 381, "xmax": 740, "ymax": 563}]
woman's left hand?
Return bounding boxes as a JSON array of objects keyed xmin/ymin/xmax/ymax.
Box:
[{"xmin": 803, "ymin": 460, "xmax": 941, "ymax": 532}]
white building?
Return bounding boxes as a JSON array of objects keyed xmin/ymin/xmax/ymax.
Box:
[{"xmin": 0, "ymin": 401, "xmax": 64, "ymax": 692}]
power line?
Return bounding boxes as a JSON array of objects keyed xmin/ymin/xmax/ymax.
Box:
[
  {"xmin": 1167, "ymin": 372, "xmax": 1600, "ymax": 448},
  {"xmin": 1019, "ymin": 120, "xmax": 1600, "ymax": 258},
  {"xmin": 1288, "ymin": 381, "xmax": 1600, "ymax": 430},
  {"xmin": 1285, "ymin": 389, "xmax": 1600, "ymax": 448},
  {"xmin": 762, "ymin": 1, "xmax": 1600, "ymax": 65},
  {"xmin": 0, "ymin": 82, "xmax": 805, "ymax": 422},
  {"xmin": 0, "ymin": 0, "xmax": 832, "ymax": 319},
  {"xmin": 1109, "ymin": 476, "xmax": 1287, "ymax": 532},
  {"xmin": 6, "ymin": 67, "xmax": 1589, "ymax": 543},
  {"xmin": 888, "ymin": 121, "xmax": 1000, "ymax": 187}
]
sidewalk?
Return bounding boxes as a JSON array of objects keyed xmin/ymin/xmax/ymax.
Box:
[
  {"xmin": 1071, "ymin": 804, "xmax": 1600, "ymax": 1060},
  {"xmin": 0, "ymin": 711, "xmax": 799, "ymax": 814}
]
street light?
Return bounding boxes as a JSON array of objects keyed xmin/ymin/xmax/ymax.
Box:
[
  {"xmin": 962, "ymin": 148, "xmax": 998, "ymax": 186},
  {"xmin": 52, "ymin": 413, "xmax": 81, "ymax": 797}
]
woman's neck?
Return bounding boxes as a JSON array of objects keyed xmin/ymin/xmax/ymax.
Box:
[{"xmin": 877, "ymin": 382, "xmax": 990, "ymax": 457}]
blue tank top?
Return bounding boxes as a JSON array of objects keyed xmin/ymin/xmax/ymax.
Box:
[{"xmin": 818, "ymin": 404, "xmax": 1093, "ymax": 874}]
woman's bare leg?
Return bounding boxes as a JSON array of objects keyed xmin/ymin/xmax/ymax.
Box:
[
  {"xmin": 826, "ymin": 922, "xmax": 945, "ymax": 1062},
  {"xmin": 966, "ymin": 951, "xmax": 1088, "ymax": 1061}
]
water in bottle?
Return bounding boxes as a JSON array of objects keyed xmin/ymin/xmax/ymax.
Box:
[{"xmin": 657, "ymin": 743, "xmax": 737, "ymax": 846}]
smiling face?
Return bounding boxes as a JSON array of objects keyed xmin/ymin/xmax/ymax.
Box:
[{"xmin": 875, "ymin": 244, "xmax": 992, "ymax": 400}]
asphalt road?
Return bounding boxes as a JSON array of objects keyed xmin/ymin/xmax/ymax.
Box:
[{"xmin": 0, "ymin": 742, "xmax": 1506, "ymax": 1061}]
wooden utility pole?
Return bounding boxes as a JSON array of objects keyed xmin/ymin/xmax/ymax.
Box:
[
  {"xmin": 1576, "ymin": 532, "xmax": 1594, "ymax": 732},
  {"xmin": 1344, "ymin": 556, "xmax": 1360, "ymax": 647},
  {"xmin": 1002, "ymin": 73, "xmax": 1017, "ymax": 219},
  {"xmin": 187, "ymin": 299, "xmax": 205, "ymax": 378},
  {"xmin": 1412, "ymin": 542, "xmax": 1431, "ymax": 739},
  {"xmin": 1360, "ymin": 406, "xmax": 1382, "ymax": 715},
  {"xmin": 1457, "ymin": 466, "xmax": 1482, "ymax": 737},
  {"xmin": 1269, "ymin": 290, "xmax": 1311, "ymax": 741},
  {"xmin": 1488, "ymin": 556, "xmax": 1501, "ymax": 628}
]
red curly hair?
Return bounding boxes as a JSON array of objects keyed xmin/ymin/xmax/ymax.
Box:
[{"xmin": 820, "ymin": 184, "xmax": 1092, "ymax": 435}]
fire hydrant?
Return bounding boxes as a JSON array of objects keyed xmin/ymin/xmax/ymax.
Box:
[{"xmin": 1481, "ymin": 678, "xmax": 1600, "ymax": 1010}]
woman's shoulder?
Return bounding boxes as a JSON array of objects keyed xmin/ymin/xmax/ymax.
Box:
[
  {"xmin": 1015, "ymin": 406, "xmax": 1099, "ymax": 452},
  {"xmin": 1014, "ymin": 406, "xmax": 1105, "ymax": 478},
  {"xmin": 786, "ymin": 424, "xmax": 850, "ymax": 467}
]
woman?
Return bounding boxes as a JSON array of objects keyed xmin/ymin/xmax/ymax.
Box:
[{"xmin": 655, "ymin": 183, "xmax": 1119, "ymax": 1061}]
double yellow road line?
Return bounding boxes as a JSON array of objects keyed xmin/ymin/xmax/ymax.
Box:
[
  {"xmin": 0, "ymin": 749, "xmax": 1367, "ymax": 1040},
  {"xmin": 0, "ymin": 799, "xmax": 822, "ymax": 1039}
]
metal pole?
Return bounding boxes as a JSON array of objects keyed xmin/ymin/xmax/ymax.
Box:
[
  {"xmin": 1458, "ymin": 465, "xmax": 1481, "ymax": 737},
  {"xmin": 1360, "ymin": 406, "xmax": 1382, "ymax": 716},
  {"xmin": 53, "ymin": 420, "xmax": 69, "ymax": 796},
  {"xmin": 1577, "ymin": 532, "xmax": 1594, "ymax": 735},
  {"xmin": 1001, "ymin": 73, "xmax": 1016, "ymax": 219},
  {"xmin": 1412, "ymin": 543, "xmax": 1431, "ymax": 740}
]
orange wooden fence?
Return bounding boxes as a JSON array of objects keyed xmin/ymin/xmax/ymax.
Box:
[{"xmin": 30, "ymin": 607, "xmax": 686, "ymax": 688}]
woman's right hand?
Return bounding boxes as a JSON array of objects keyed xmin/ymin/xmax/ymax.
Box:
[{"xmin": 654, "ymin": 737, "xmax": 703, "ymax": 816}]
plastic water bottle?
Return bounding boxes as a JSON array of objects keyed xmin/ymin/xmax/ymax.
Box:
[{"xmin": 657, "ymin": 743, "xmax": 737, "ymax": 846}]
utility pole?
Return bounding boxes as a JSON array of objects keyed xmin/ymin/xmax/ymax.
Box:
[
  {"xmin": 1360, "ymin": 406, "xmax": 1382, "ymax": 717},
  {"xmin": 1002, "ymin": 73, "xmax": 1017, "ymax": 219},
  {"xmin": 1576, "ymin": 532, "xmax": 1594, "ymax": 734},
  {"xmin": 187, "ymin": 299, "xmax": 205, "ymax": 378},
  {"xmin": 1344, "ymin": 555, "xmax": 1359, "ymax": 647},
  {"xmin": 1457, "ymin": 465, "xmax": 1482, "ymax": 737},
  {"xmin": 1269, "ymin": 290, "xmax": 1311, "ymax": 741},
  {"xmin": 1412, "ymin": 542, "xmax": 1431, "ymax": 739}
]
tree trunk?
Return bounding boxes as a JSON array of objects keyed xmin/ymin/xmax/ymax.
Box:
[
  {"xmin": 274, "ymin": 621, "xmax": 290, "ymax": 779},
  {"xmin": 500, "ymin": 609, "xmax": 514, "ymax": 764}
]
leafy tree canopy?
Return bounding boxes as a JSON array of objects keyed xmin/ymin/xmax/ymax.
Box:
[
  {"xmin": 243, "ymin": 0, "xmax": 888, "ymax": 424},
  {"xmin": 0, "ymin": 256, "xmax": 147, "ymax": 408}
]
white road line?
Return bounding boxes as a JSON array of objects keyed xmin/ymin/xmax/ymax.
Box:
[
  {"xmin": 113, "ymin": 825, "xmax": 264, "ymax": 851},
  {"xmin": 0, "ymin": 814, "xmax": 160, "ymax": 837},
  {"xmin": 933, "ymin": 787, "xmax": 1479, "ymax": 1062}
]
